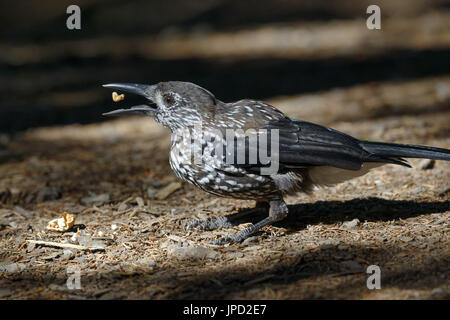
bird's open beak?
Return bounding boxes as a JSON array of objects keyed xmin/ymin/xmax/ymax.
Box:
[{"xmin": 102, "ymin": 83, "xmax": 157, "ymax": 116}]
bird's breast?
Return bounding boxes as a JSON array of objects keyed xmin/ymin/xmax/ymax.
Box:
[{"xmin": 168, "ymin": 132, "xmax": 279, "ymax": 200}]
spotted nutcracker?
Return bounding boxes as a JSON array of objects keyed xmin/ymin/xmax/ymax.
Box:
[{"xmin": 103, "ymin": 81, "xmax": 450, "ymax": 245}]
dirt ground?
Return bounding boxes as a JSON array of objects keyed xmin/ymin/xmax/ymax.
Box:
[{"xmin": 0, "ymin": 74, "xmax": 449, "ymax": 299}]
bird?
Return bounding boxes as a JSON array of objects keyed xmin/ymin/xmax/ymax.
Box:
[{"xmin": 103, "ymin": 81, "xmax": 450, "ymax": 245}]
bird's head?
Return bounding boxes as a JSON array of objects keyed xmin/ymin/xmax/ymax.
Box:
[{"xmin": 102, "ymin": 81, "xmax": 217, "ymax": 130}]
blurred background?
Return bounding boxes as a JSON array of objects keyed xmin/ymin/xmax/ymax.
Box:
[{"xmin": 1, "ymin": 0, "xmax": 449, "ymax": 133}]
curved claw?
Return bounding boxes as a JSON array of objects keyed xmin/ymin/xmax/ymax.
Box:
[
  {"xmin": 186, "ymin": 220, "xmax": 207, "ymax": 230},
  {"xmin": 209, "ymin": 216, "xmax": 275, "ymax": 245}
]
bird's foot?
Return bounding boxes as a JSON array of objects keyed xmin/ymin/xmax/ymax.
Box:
[
  {"xmin": 186, "ymin": 202, "xmax": 269, "ymax": 231},
  {"xmin": 208, "ymin": 199, "xmax": 288, "ymax": 245},
  {"xmin": 209, "ymin": 216, "xmax": 274, "ymax": 245}
]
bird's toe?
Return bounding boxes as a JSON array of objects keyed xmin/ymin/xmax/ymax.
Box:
[{"xmin": 209, "ymin": 236, "xmax": 234, "ymax": 245}]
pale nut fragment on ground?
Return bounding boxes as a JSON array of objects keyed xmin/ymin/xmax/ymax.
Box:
[
  {"xmin": 46, "ymin": 212, "xmax": 75, "ymax": 232},
  {"xmin": 112, "ymin": 92, "xmax": 125, "ymax": 102}
]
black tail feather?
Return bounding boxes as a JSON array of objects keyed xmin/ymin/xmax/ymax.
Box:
[{"xmin": 361, "ymin": 141, "xmax": 450, "ymax": 162}]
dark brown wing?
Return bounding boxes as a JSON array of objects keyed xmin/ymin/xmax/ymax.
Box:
[
  {"xmin": 264, "ymin": 118, "xmax": 366, "ymax": 170},
  {"xmin": 232, "ymin": 118, "xmax": 409, "ymax": 172}
]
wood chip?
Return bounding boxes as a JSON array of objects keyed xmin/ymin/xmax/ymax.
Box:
[
  {"xmin": 245, "ymin": 274, "xmax": 275, "ymax": 286},
  {"xmin": 26, "ymin": 240, "xmax": 104, "ymax": 251},
  {"xmin": 136, "ymin": 197, "xmax": 145, "ymax": 207},
  {"xmin": 155, "ymin": 182, "xmax": 182, "ymax": 200}
]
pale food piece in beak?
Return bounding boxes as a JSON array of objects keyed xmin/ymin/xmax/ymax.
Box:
[{"xmin": 112, "ymin": 91, "xmax": 125, "ymax": 102}]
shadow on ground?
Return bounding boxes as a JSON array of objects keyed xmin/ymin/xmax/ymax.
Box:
[
  {"xmin": 3, "ymin": 239, "xmax": 448, "ymax": 299},
  {"xmin": 210, "ymin": 198, "xmax": 450, "ymax": 232}
]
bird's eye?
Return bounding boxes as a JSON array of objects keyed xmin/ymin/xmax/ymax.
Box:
[{"xmin": 164, "ymin": 95, "xmax": 175, "ymax": 105}]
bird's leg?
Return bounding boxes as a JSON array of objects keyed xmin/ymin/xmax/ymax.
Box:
[
  {"xmin": 209, "ymin": 199, "xmax": 288, "ymax": 245},
  {"xmin": 186, "ymin": 201, "xmax": 269, "ymax": 231}
]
